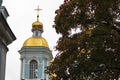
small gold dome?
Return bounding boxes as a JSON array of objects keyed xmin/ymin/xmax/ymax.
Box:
[
  {"xmin": 23, "ymin": 37, "xmax": 48, "ymax": 48},
  {"xmin": 32, "ymin": 21, "xmax": 43, "ymax": 28}
]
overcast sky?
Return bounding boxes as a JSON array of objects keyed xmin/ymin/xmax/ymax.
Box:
[{"xmin": 2, "ymin": 0, "xmax": 64, "ymax": 80}]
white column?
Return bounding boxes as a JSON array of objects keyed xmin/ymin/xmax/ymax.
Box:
[
  {"xmin": 42, "ymin": 59, "xmax": 44, "ymax": 79},
  {"xmin": 46, "ymin": 59, "xmax": 49, "ymax": 80},
  {"xmin": 22, "ymin": 57, "xmax": 25, "ymax": 79}
]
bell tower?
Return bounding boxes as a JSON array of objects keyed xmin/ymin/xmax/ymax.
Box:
[{"xmin": 18, "ymin": 6, "xmax": 53, "ymax": 80}]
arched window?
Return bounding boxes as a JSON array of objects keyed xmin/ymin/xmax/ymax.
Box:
[{"xmin": 29, "ymin": 60, "xmax": 38, "ymax": 79}]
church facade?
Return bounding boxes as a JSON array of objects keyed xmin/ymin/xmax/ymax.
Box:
[
  {"xmin": 0, "ymin": 0, "xmax": 2, "ymax": 6},
  {"xmin": 19, "ymin": 6, "xmax": 53, "ymax": 80},
  {"xmin": 0, "ymin": 1, "xmax": 16, "ymax": 80}
]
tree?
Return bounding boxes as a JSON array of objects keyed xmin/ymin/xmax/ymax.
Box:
[{"xmin": 49, "ymin": 0, "xmax": 120, "ymax": 80}]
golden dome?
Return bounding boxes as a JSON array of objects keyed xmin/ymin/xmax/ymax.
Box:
[
  {"xmin": 23, "ymin": 37, "xmax": 48, "ymax": 48},
  {"xmin": 32, "ymin": 21, "xmax": 43, "ymax": 28}
]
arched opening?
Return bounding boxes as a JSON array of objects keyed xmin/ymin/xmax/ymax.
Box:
[{"xmin": 29, "ymin": 60, "xmax": 38, "ymax": 79}]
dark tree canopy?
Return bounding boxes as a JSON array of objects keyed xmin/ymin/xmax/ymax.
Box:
[
  {"xmin": 54, "ymin": 0, "xmax": 120, "ymax": 36},
  {"xmin": 49, "ymin": 0, "xmax": 120, "ymax": 80}
]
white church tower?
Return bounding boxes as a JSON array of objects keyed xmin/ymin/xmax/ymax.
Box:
[{"xmin": 19, "ymin": 6, "xmax": 53, "ymax": 80}]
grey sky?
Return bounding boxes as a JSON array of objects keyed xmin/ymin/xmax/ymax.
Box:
[{"xmin": 2, "ymin": 0, "xmax": 64, "ymax": 80}]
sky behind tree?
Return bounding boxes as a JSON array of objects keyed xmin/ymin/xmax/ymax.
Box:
[{"xmin": 2, "ymin": 0, "xmax": 64, "ymax": 80}]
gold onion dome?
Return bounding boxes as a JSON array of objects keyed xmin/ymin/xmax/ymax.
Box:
[
  {"xmin": 23, "ymin": 37, "xmax": 49, "ymax": 48},
  {"xmin": 32, "ymin": 6, "xmax": 43, "ymax": 28},
  {"xmin": 23, "ymin": 6, "xmax": 48, "ymax": 48},
  {"xmin": 32, "ymin": 20, "xmax": 43, "ymax": 28}
]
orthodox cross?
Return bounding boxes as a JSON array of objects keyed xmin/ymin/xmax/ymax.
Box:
[{"xmin": 35, "ymin": 6, "xmax": 42, "ymax": 21}]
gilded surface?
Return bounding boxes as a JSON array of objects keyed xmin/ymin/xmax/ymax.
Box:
[
  {"xmin": 23, "ymin": 37, "xmax": 48, "ymax": 47},
  {"xmin": 32, "ymin": 21, "xmax": 43, "ymax": 28}
]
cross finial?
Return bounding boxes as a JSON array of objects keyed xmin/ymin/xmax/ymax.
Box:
[{"xmin": 35, "ymin": 5, "xmax": 42, "ymax": 21}]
